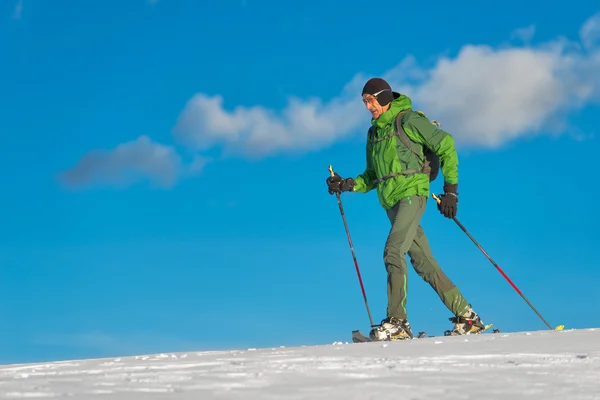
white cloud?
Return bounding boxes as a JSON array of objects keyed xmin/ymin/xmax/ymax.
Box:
[
  {"xmin": 391, "ymin": 42, "xmax": 597, "ymax": 147},
  {"xmin": 511, "ymin": 25, "xmax": 536, "ymax": 43},
  {"xmin": 186, "ymin": 155, "xmax": 211, "ymax": 176},
  {"xmin": 59, "ymin": 135, "xmax": 185, "ymax": 189},
  {"xmin": 580, "ymin": 13, "xmax": 600, "ymax": 50},
  {"xmin": 173, "ymin": 14, "xmax": 600, "ymax": 157},
  {"xmin": 172, "ymin": 74, "xmax": 367, "ymax": 158}
]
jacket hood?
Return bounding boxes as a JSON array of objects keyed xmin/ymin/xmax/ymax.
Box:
[{"xmin": 372, "ymin": 92, "xmax": 413, "ymax": 128}]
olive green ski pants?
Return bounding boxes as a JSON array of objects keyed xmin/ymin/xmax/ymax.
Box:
[{"xmin": 384, "ymin": 195, "xmax": 470, "ymax": 320}]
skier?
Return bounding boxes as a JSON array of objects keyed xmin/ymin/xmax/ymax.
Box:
[{"xmin": 326, "ymin": 77, "xmax": 486, "ymax": 340}]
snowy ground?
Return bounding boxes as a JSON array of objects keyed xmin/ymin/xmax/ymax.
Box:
[{"xmin": 0, "ymin": 328, "xmax": 598, "ymax": 399}]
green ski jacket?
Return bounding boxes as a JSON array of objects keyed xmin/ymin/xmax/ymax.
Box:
[{"xmin": 352, "ymin": 93, "xmax": 459, "ymax": 210}]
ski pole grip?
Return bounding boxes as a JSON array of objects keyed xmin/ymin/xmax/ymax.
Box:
[
  {"xmin": 432, "ymin": 193, "xmax": 442, "ymax": 204},
  {"xmin": 328, "ymin": 165, "xmax": 335, "ymax": 177}
]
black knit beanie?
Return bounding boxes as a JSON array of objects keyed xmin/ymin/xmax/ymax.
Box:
[{"xmin": 361, "ymin": 77, "xmax": 394, "ymax": 106}]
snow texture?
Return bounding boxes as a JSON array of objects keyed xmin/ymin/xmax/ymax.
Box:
[{"xmin": 0, "ymin": 328, "xmax": 598, "ymax": 399}]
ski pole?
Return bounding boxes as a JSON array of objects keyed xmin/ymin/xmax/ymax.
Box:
[
  {"xmin": 432, "ymin": 193, "xmax": 563, "ymax": 331},
  {"xmin": 329, "ymin": 165, "xmax": 375, "ymax": 328}
]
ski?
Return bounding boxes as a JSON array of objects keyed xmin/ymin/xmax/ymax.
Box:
[{"xmin": 352, "ymin": 324, "xmax": 495, "ymax": 343}]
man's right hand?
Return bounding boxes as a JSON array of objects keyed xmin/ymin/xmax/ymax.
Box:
[
  {"xmin": 326, "ymin": 172, "xmax": 355, "ymax": 195},
  {"xmin": 437, "ymin": 182, "xmax": 458, "ymax": 218}
]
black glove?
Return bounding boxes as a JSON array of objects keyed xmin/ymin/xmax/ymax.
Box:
[
  {"xmin": 326, "ymin": 172, "xmax": 355, "ymax": 195},
  {"xmin": 437, "ymin": 182, "xmax": 458, "ymax": 219}
]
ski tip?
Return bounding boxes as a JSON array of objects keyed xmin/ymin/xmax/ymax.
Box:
[
  {"xmin": 554, "ymin": 324, "xmax": 565, "ymax": 331},
  {"xmin": 351, "ymin": 330, "xmax": 372, "ymax": 343}
]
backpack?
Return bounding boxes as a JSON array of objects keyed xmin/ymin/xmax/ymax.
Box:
[{"xmin": 368, "ymin": 109, "xmax": 440, "ymax": 183}]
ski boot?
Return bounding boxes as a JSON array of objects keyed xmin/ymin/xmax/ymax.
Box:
[
  {"xmin": 445, "ymin": 307, "xmax": 486, "ymax": 336},
  {"xmin": 369, "ymin": 316, "xmax": 414, "ymax": 341}
]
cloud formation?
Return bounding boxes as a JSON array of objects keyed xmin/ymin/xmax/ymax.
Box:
[
  {"xmin": 59, "ymin": 135, "xmax": 186, "ymax": 189},
  {"xmin": 580, "ymin": 13, "xmax": 600, "ymax": 50},
  {"xmin": 172, "ymin": 76, "xmax": 366, "ymax": 158},
  {"xmin": 61, "ymin": 13, "xmax": 600, "ymax": 189},
  {"xmin": 511, "ymin": 25, "xmax": 536, "ymax": 43},
  {"xmin": 392, "ymin": 42, "xmax": 598, "ymax": 147},
  {"xmin": 174, "ymin": 14, "xmax": 600, "ymax": 154}
]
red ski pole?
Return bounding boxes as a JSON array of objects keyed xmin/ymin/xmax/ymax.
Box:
[
  {"xmin": 432, "ymin": 193, "xmax": 563, "ymax": 331},
  {"xmin": 329, "ymin": 165, "xmax": 375, "ymax": 328}
]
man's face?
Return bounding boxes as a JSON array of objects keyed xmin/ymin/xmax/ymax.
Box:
[{"xmin": 362, "ymin": 93, "xmax": 387, "ymax": 119}]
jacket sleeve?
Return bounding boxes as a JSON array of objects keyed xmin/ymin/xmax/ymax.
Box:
[
  {"xmin": 403, "ymin": 112, "xmax": 458, "ymax": 185},
  {"xmin": 352, "ymin": 138, "xmax": 377, "ymax": 193}
]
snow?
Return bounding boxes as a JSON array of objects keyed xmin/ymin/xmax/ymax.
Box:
[{"xmin": 1, "ymin": 328, "xmax": 599, "ymax": 399}]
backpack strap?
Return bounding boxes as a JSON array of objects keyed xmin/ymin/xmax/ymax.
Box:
[
  {"xmin": 370, "ymin": 110, "xmax": 433, "ymax": 185},
  {"xmin": 394, "ymin": 110, "xmax": 432, "ymax": 178}
]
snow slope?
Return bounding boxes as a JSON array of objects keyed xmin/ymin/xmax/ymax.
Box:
[{"xmin": 0, "ymin": 328, "xmax": 598, "ymax": 399}]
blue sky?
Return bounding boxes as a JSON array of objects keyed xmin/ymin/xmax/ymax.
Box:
[{"xmin": 1, "ymin": 0, "xmax": 599, "ymax": 365}]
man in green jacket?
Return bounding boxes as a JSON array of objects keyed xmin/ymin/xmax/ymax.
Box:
[{"xmin": 326, "ymin": 77, "xmax": 485, "ymax": 340}]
